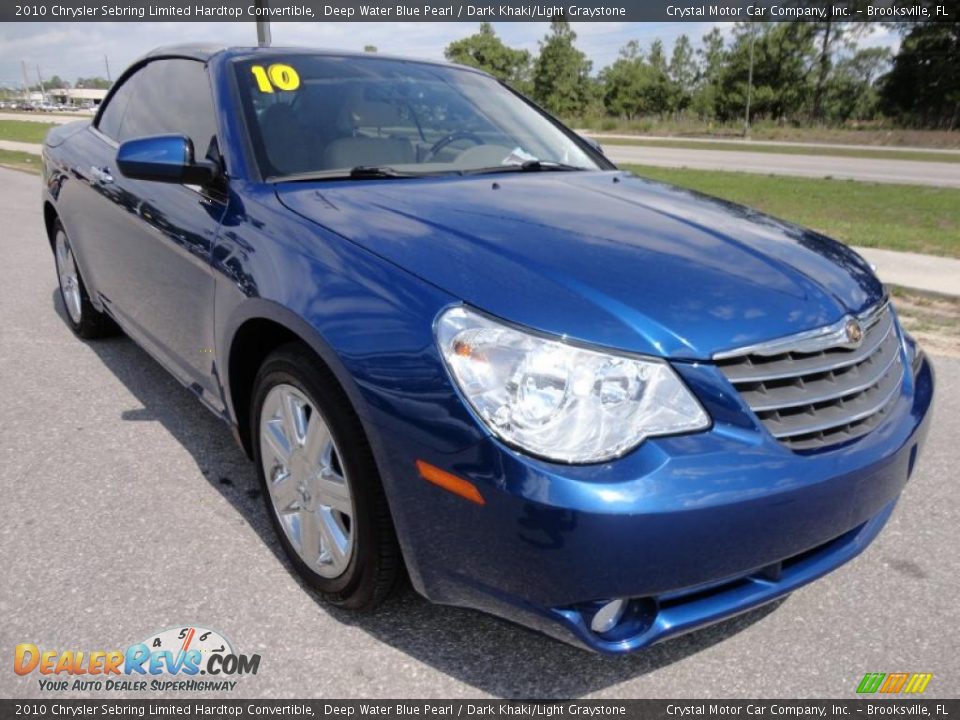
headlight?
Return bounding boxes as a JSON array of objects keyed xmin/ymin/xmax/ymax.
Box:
[{"xmin": 435, "ymin": 306, "xmax": 710, "ymax": 463}]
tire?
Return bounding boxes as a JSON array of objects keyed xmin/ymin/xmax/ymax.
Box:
[
  {"xmin": 251, "ymin": 343, "xmax": 401, "ymax": 609},
  {"xmin": 52, "ymin": 221, "xmax": 118, "ymax": 339}
]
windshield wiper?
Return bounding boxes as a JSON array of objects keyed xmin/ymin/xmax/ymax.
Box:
[
  {"xmin": 466, "ymin": 160, "xmax": 587, "ymax": 176},
  {"xmin": 271, "ymin": 166, "xmax": 434, "ymax": 183},
  {"xmin": 348, "ymin": 165, "xmax": 418, "ymax": 179},
  {"xmin": 271, "ymin": 161, "xmax": 580, "ymax": 183}
]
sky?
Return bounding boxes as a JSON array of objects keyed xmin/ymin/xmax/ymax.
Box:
[{"xmin": 0, "ymin": 21, "xmax": 901, "ymax": 90}]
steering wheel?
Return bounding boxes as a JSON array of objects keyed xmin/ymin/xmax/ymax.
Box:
[{"xmin": 423, "ymin": 131, "xmax": 484, "ymax": 162}]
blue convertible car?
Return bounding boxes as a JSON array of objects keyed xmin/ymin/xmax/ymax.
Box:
[{"xmin": 42, "ymin": 45, "xmax": 933, "ymax": 653}]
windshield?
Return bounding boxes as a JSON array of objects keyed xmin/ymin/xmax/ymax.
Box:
[{"xmin": 234, "ymin": 53, "xmax": 603, "ymax": 180}]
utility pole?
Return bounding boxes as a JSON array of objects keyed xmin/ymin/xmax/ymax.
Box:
[
  {"xmin": 35, "ymin": 64, "xmax": 46, "ymax": 101},
  {"xmin": 21, "ymin": 60, "xmax": 30, "ymax": 100},
  {"xmin": 104, "ymin": 55, "xmax": 111, "ymax": 83},
  {"xmin": 255, "ymin": 0, "xmax": 271, "ymax": 47},
  {"xmin": 744, "ymin": 22, "xmax": 756, "ymax": 139}
]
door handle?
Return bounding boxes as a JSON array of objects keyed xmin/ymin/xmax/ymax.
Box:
[{"xmin": 90, "ymin": 166, "xmax": 113, "ymax": 184}]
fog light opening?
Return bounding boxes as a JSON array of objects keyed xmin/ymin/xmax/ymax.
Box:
[{"xmin": 590, "ymin": 598, "xmax": 628, "ymax": 634}]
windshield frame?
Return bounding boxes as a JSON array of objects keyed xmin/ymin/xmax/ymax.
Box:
[{"xmin": 229, "ymin": 51, "xmax": 615, "ymax": 183}]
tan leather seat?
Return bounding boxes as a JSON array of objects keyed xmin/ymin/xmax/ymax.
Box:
[
  {"xmin": 322, "ymin": 136, "xmax": 415, "ymax": 168},
  {"xmin": 322, "ymin": 101, "xmax": 415, "ymax": 169}
]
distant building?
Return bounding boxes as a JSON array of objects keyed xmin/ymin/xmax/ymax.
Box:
[{"xmin": 47, "ymin": 88, "xmax": 109, "ymax": 106}]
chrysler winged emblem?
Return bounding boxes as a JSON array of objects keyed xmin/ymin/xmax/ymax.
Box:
[{"xmin": 845, "ymin": 318, "xmax": 864, "ymax": 346}]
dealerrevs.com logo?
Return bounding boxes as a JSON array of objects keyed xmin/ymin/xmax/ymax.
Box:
[{"xmin": 14, "ymin": 626, "xmax": 261, "ymax": 693}]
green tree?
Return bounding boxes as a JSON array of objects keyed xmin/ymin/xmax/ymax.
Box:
[
  {"xmin": 808, "ymin": 18, "xmax": 869, "ymax": 122},
  {"xmin": 444, "ymin": 23, "xmax": 531, "ymax": 89},
  {"xmin": 45, "ymin": 75, "xmax": 70, "ymax": 89},
  {"xmin": 647, "ymin": 39, "xmax": 667, "ymax": 74},
  {"xmin": 692, "ymin": 27, "xmax": 726, "ymax": 120},
  {"xmin": 363, "ymin": 45, "xmax": 377, "ymax": 53},
  {"xmin": 643, "ymin": 39, "xmax": 673, "ymax": 116},
  {"xmin": 810, "ymin": 20, "xmax": 839, "ymax": 122},
  {"xmin": 715, "ymin": 23, "xmax": 817, "ymax": 124},
  {"xmin": 75, "ymin": 77, "xmax": 112, "ymax": 90},
  {"xmin": 822, "ymin": 46, "xmax": 890, "ymax": 123},
  {"xmin": 668, "ymin": 34, "xmax": 697, "ymax": 113},
  {"xmin": 881, "ymin": 11, "xmax": 960, "ymax": 129},
  {"xmin": 600, "ymin": 36, "xmax": 691, "ymax": 120},
  {"xmin": 532, "ymin": 18, "xmax": 593, "ymax": 117},
  {"xmin": 600, "ymin": 40, "xmax": 651, "ymax": 119}
]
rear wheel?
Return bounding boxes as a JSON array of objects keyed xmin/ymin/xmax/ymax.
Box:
[
  {"xmin": 53, "ymin": 222, "xmax": 117, "ymax": 339},
  {"xmin": 251, "ymin": 343, "xmax": 401, "ymax": 609}
]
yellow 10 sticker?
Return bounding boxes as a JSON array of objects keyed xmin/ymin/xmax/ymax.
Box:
[{"xmin": 250, "ymin": 64, "xmax": 300, "ymax": 93}]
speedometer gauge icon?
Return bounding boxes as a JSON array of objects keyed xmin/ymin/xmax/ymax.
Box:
[{"xmin": 141, "ymin": 626, "xmax": 234, "ymax": 660}]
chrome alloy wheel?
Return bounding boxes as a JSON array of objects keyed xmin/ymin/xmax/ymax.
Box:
[
  {"xmin": 259, "ymin": 384, "xmax": 356, "ymax": 578},
  {"xmin": 54, "ymin": 230, "xmax": 82, "ymax": 324}
]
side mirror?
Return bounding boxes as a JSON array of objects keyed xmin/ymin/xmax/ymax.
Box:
[
  {"xmin": 580, "ymin": 134, "xmax": 604, "ymax": 156},
  {"xmin": 117, "ymin": 134, "xmax": 217, "ymax": 185}
]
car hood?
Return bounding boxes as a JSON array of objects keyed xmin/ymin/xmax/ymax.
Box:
[{"xmin": 276, "ymin": 171, "xmax": 883, "ymax": 360}]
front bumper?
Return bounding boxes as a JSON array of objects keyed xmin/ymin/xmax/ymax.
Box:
[{"xmin": 373, "ymin": 354, "xmax": 934, "ymax": 654}]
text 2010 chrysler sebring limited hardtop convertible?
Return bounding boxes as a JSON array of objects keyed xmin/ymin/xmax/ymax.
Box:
[{"xmin": 42, "ymin": 45, "xmax": 933, "ymax": 653}]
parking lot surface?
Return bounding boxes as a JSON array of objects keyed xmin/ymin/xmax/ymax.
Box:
[{"xmin": 0, "ymin": 166, "xmax": 957, "ymax": 699}]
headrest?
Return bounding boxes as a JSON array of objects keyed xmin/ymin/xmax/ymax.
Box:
[{"xmin": 347, "ymin": 101, "xmax": 403, "ymax": 130}]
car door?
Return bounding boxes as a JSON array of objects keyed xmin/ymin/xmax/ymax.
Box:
[{"xmin": 80, "ymin": 58, "xmax": 227, "ymax": 412}]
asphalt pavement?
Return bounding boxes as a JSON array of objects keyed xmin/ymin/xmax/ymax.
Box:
[
  {"xmin": 581, "ymin": 133, "xmax": 960, "ymax": 156},
  {"xmin": 602, "ymin": 143, "xmax": 960, "ymax": 188},
  {"xmin": 0, "ymin": 111, "xmax": 92, "ymax": 124},
  {"xmin": 0, "ymin": 140, "xmax": 43, "ymax": 154},
  {"xmin": 0, "ymin": 166, "xmax": 957, "ymax": 699}
]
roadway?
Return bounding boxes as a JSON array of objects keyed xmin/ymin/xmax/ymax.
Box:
[{"xmin": 602, "ymin": 143, "xmax": 960, "ymax": 188}]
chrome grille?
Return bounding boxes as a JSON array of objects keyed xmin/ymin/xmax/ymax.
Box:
[{"xmin": 715, "ymin": 302, "xmax": 904, "ymax": 451}]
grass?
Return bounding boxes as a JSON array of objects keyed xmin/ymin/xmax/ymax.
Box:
[
  {"xmin": 0, "ymin": 119, "xmax": 57, "ymax": 144},
  {"xmin": 622, "ymin": 164, "xmax": 960, "ymax": 258},
  {"xmin": 592, "ymin": 136, "xmax": 960, "ymax": 164},
  {"xmin": 0, "ymin": 149, "xmax": 41, "ymax": 174}
]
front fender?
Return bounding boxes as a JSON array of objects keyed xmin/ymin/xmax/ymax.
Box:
[
  {"xmin": 212, "ymin": 185, "xmax": 487, "ymax": 458},
  {"xmin": 216, "ymin": 296, "xmax": 369, "ymax": 428}
]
